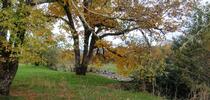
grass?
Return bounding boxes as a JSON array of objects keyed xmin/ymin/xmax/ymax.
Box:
[{"xmin": 3, "ymin": 64, "xmax": 162, "ymax": 100}]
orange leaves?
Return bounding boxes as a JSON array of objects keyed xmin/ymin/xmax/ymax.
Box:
[{"xmin": 48, "ymin": 2, "xmax": 65, "ymax": 17}]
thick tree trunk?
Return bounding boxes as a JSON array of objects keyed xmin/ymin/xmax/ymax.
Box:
[
  {"xmin": 75, "ymin": 33, "xmax": 97, "ymax": 75},
  {"xmin": 0, "ymin": 0, "xmax": 26, "ymax": 96},
  {"xmin": 75, "ymin": 64, "xmax": 87, "ymax": 75},
  {"xmin": 63, "ymin": 0, "xmax": 97, "ymax": 76},
  {"xmin": 0, "ymin": 58, "xmax": 18, "ymax": 96},
  {"xmin": 0, "ymin": 34, "xmax": 19, "ymax": 96},
  {"xmin": 0, "ymin": 29, "xmax": 18, "ymax": 96}
]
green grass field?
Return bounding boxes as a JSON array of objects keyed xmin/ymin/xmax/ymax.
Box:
[{"xmin": 3, "ymin": 64, "xmax": 162, "ymax": 100}]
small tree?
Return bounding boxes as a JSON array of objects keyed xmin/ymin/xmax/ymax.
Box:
[{"xmin": 0, "ymin": 0, "xmax": 52, "ymax": 95}]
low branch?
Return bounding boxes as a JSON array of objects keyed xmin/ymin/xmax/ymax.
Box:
[
  {"xmin": 99, "ymin": 27, "xmax": 139, "ymax": 39},
  {"xmin": 105, "ymin": 47, "xmax": 124, "ymax": 58},
  {"xmin": 105, "ymin": 47, "xmax": 137, "ymax": 58}
]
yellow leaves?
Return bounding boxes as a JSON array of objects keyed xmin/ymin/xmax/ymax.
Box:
[
  {"xmin": 48, "ymin": 2, "xmax": 65, "ymax": 17},
  {"xmin": 135, "ymin": 10, "xmax": 162, "ymax": 29},
  {"xmin": 102, "ymin": 43, "xmax": 167, "ymax": 78},
  {"xmin": 95, "ymin": 40, "xmax": 111, "ymax": 48},
  {"xmin": 82, "ymin": 0, "xmax": 118, "ymax": 28},
  {"xmin": 92, "ymin": 56, "xmax": 103, "ymax": 68},
  {"xmin": 115, "ymin": 55, "xmax": 137, "ymax": 76},
  {"xmin": 59, "ymin": 50, "xmax": 74, "ymax": 63},
  {"xmin": 35, "ymin": 28, "xmax": 48, "ymax": 36},
  {"xmin": 101, "ymin": 46, "xmax": 138, "ymax": 76},
  {"xmin": 85, "ymin": 12, "xmax": 118, "ymax": 28},
  {"xmin": 89, "ymin": 0, "xmax": 110, "ymax": 9}
]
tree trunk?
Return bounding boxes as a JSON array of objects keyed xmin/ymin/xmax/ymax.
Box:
[
  {"xmin": 75, "ymin": 64, "xmax": 87, "ymax": 75},
  {"xmin": 0, "ymin": 44, "xmax": 18, "ymax": 94},
  {"xmin": 0, "ymin": 30, "xmax": 19, "ymax": 96},
  {"xmin": 0, "ymin": 53, "xmax": 18, "ymax": 96}
]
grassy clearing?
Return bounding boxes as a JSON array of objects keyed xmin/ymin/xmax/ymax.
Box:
[{"xmin": 3, "ymin": 64, "xmax": 162, "ymax": 100}]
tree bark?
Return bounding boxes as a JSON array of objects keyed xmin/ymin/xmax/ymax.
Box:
[
  {"xmin": 0, "ymin": 42, "xmax": 19, "ymax": 96},
  {"xmin": 0, "ymin": 0, "xmax": 18, "ymax": 96},
  {"xmin": 0, "ymin": 58, "xmax": 18, "ymax": 96},
  {"xmin": 75, "ymin": 33, "xmax": 97, "ymax": 75},
  {"xmin": 75, "ymin": 64, "xmax": 88, "ymax": 75},
  {"xmin": 62, "ymin": 0, "xmax": 97, "ymax": 75}
]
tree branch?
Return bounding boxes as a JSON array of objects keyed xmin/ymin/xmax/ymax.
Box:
[
  {"xmin": 71, "ymin": 0, "xmax": 94, "ymax": 31},
  {"xmin": 99, "ymin": 27, "xmax": 139, "ymax": 39},
  {"xmin": 44, "ymin": 14, "xmax": 69, "ymax": 24},
  {"xmin": 62, "ymin": 1, "xmax": 81, "ymax": 65},
  {"xmin": 140, "ymin": 30, "xmax": 151, "ymax": 48},
  {"xmin": 80, "ymin": 2, "xmax": 141, "ymax": 22},
  {"xmin": 27, "ymin": 0, "xmax": 56, "ymax": 5},
  {"xmin": 105, "ymin": 47, "xmax": 124, "ymax": 58},
  {"xmin": 154, "ymin": 27, "xmax": 166, "ymax": 35}
]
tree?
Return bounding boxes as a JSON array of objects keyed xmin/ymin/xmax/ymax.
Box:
[
  {"xmin": 0, "ymin": 0, "xmax": 52, "ymax": 95},
  {"xmin": 156, "ymin": 4, "xmax": 210, "ymax": 99},
  {"xmin": 0, "ymin": 0, "xmax": 25, "ymax": 95},
  {"xmin": 45, "ymin": 0, "xmax": 193, "ymax": 75}
]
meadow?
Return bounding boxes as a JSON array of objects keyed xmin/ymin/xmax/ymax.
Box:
[{"xmin": 1, "ymin": 64, "xmax": 162, "ymax": 100}]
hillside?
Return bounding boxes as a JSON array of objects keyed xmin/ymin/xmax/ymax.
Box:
[{"xmin": 0, "ymin": 64, "xmax": 162, "ymax": 100}]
